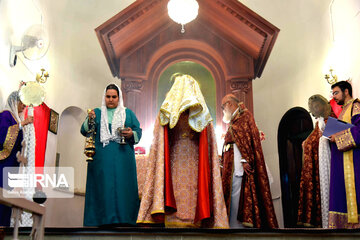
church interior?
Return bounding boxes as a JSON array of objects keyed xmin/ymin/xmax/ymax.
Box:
[{"xmin": 1, "ymin": 0, "xmax": 360, "ymax": 239}]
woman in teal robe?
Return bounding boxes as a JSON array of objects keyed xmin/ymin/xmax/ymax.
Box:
[{"xmin": 81, "ymin": 83, "xmax": 142, "ymax": 226}]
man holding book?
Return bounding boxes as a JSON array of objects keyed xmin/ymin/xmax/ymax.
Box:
[{"xmin": 328, "ymin": 81, "xmax": 360, "ymax": 228}]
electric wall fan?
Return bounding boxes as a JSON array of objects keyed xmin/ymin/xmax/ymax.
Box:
[{"xmin": 9, "ymin": 24, "xmax": 50, "ymax": 67}]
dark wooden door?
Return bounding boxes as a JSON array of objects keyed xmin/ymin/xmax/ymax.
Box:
[{"xmin": 278, "ymin": 107, "xmax": 313, "ymax": 228}]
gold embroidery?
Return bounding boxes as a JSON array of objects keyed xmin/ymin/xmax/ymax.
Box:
[
  {"xmin": 339, "ymin": 99, "xmax": 358, "ymax": 223},
  {"xmin": 335, "ymin": 129, "xmax": 356, "ymax": 151},
  {"xmin": 0, "ymin": 124, "xmax": 20, "ymax": 160},
  {"xmin": 352, "ymin": 101, "xmax": 360, "ymax": 116},
  {"xmin": 338, "ymin": 99, "xmax": 354, "ymax": 122},
  {"xmin": 159, "ymin": 75, "xmax": 212, "ymax": 132},
  {"xmin": 329, "ymin": 211, "xmax": 350, "ymax": 216},
  {"xmin": 164, "ymin": 216, "xmax": 200, "ymax": 227},
  {"xmin": 344, "ymin": 150, "xmax": 358, "ymax": 223},
  {"xmin": 329, "ymin": 211, "xmax": 360, "ymax": 228},
  {"xmin": 150, "ymin": 210, "xmax": 165, "ymax": 215}
]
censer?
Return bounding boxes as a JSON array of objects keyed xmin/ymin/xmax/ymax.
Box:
[{"xmin": 84, "ymin": 109, "xmax": 96, "ymax": 162}]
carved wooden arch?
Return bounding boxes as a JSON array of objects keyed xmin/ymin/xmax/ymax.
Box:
[
  {"xmin": 145, "ymin": 40, "xmax": 226, "ymax": 126},
  {"xmin": 95, "ymin": 0, "xmax": 279, "ymax": 131}
]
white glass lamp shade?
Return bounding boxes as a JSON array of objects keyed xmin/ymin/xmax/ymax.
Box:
[
  {"xmin": 19, "ymin": 81, "xmax": 45, "ymax": 107},
  {"xmin": 167, "ymin": 0, "xmax": 199, "ymax": 26}
]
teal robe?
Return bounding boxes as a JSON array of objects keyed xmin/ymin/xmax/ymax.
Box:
[{"xmin": 81, "ymin": 108, "xmax": 142, "ymax": 226}]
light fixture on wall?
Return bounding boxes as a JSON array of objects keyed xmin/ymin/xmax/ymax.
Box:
[
  {"xmin": 324, "ymin": 68, "xmax": 338, "ymax": 85},
  {"xmin": 325, "ymin": 68, "xmax": 352, "ymax": 85},
  {"xmin": 167, "ymin": 0, "xmax": 199, "ymax": 34}
]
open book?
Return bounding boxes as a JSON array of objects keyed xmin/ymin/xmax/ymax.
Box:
[{"xmin": 323, "ymin": 116, "xmax": 354, "ymax": 138}]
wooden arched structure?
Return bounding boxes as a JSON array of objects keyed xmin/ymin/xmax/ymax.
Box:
[
  {"xmin": 278, "ymin": 107, "xmax": 313, "ymax": 228},
  {"xmin": 95, "ymin": 0, "xmax": 279, "ymax": 129}
]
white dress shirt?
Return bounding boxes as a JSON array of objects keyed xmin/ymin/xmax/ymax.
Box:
[{"xmin": 231, "ymin": 108, "xmax": 247, "ymax": 177}]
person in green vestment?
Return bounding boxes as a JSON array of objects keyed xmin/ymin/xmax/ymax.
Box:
[{"xmin": 81, "ymin": 83, "xmax": 142, "ymax": 226}]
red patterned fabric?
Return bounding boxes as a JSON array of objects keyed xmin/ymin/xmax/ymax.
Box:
[
  {"xmin": 297, "ymin": 122, "xmax": 322, "ymax": 227},
  {"xmin": 221, "ymin": 105, "xmax": 278, "ymax": 229},
  {"xmin": 164, "ymin": 124, "xmax": 211, "ymax": 222},
  {"xmin": 137, "ymin": 113, "xmax": 229, "ymax": 228}
]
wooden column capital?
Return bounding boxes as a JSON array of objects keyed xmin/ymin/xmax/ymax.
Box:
[
  {"xmin": 122, "ymin": 79, "xmax": 143, "ymax": 93},
  {"xmin": 230, "ymin": 79, "xmax": 251, "ymax": 92}
]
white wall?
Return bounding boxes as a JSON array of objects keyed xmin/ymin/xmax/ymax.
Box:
[
  {"xmin": 329, "ymin": 0, "xmax": 360, "ymax": 97},
  {"xmin": 0, "ymin": 0, "xmax": 40, "ymax": 105},
  {"xmin": 57, "ymin": 106, "xmax": 87, "ymax": 193},
  {"xmin": 1, "ymin": 0, "xmax": 359, "ymax": 228}
]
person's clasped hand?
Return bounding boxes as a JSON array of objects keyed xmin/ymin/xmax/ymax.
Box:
[
  {"xmin": 121, "ymin": 127, "xmax": 133, "ymax": 138},
  {"xmin": 329, "ymin": 132, "xmax": 341, "ymax": 143},
  {"xmin": 88, "ymin": 109, "xmax": 96, "ymax": 119},
  {"xmin": 243, "ymin": 162, "xmax": 254, "ymax": 175},
  {"xmin": 21, "ymin": 116, "xmax": 34, "ymax": 126}
]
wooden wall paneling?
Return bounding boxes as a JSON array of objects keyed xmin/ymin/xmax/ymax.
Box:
[{"xmin": 95, "ymin": 0, "xmax": 279, "ymax": 130}]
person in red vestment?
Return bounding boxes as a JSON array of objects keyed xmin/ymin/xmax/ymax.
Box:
[
  {"xmin": 221, "ymin": 94, "xmax": 278, "ymax": 229},
  {"xmin": 137, "ymin": 74, "xmax": 229, "ymax": 228},
  {"xmin": 297, "ymin": 94, "xmax": 332, "ymax": 228}
]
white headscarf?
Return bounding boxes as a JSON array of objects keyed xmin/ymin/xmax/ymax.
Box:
[
  {"xmin": 4, "ymin": 91, "xmax": 23, "ymax": 123},
  {"xmin": 100, "ymin": 83, "xmax": 126, "ymax": 147}
]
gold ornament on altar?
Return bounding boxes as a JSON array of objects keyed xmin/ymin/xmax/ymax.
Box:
[
  {"xmin": 324, "ymin": 68, "xmax": 338, "ymax": 85},
  {"xmin": 84, "ymin": 109, "xmax": 96, "ymax": 162}
]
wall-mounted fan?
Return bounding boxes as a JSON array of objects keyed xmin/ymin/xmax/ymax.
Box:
[{"xmin": 9, "ymin": 24, "xmax": 50, "ymax": 67}]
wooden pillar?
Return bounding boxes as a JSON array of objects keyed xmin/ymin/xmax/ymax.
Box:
[
  {"xmin": 121, "ymin": 78, "xmax": 145, "ymax": 124},
  {"xmin": 228, "ymin": 78, "xmax": 253, "ymax": 113}
]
